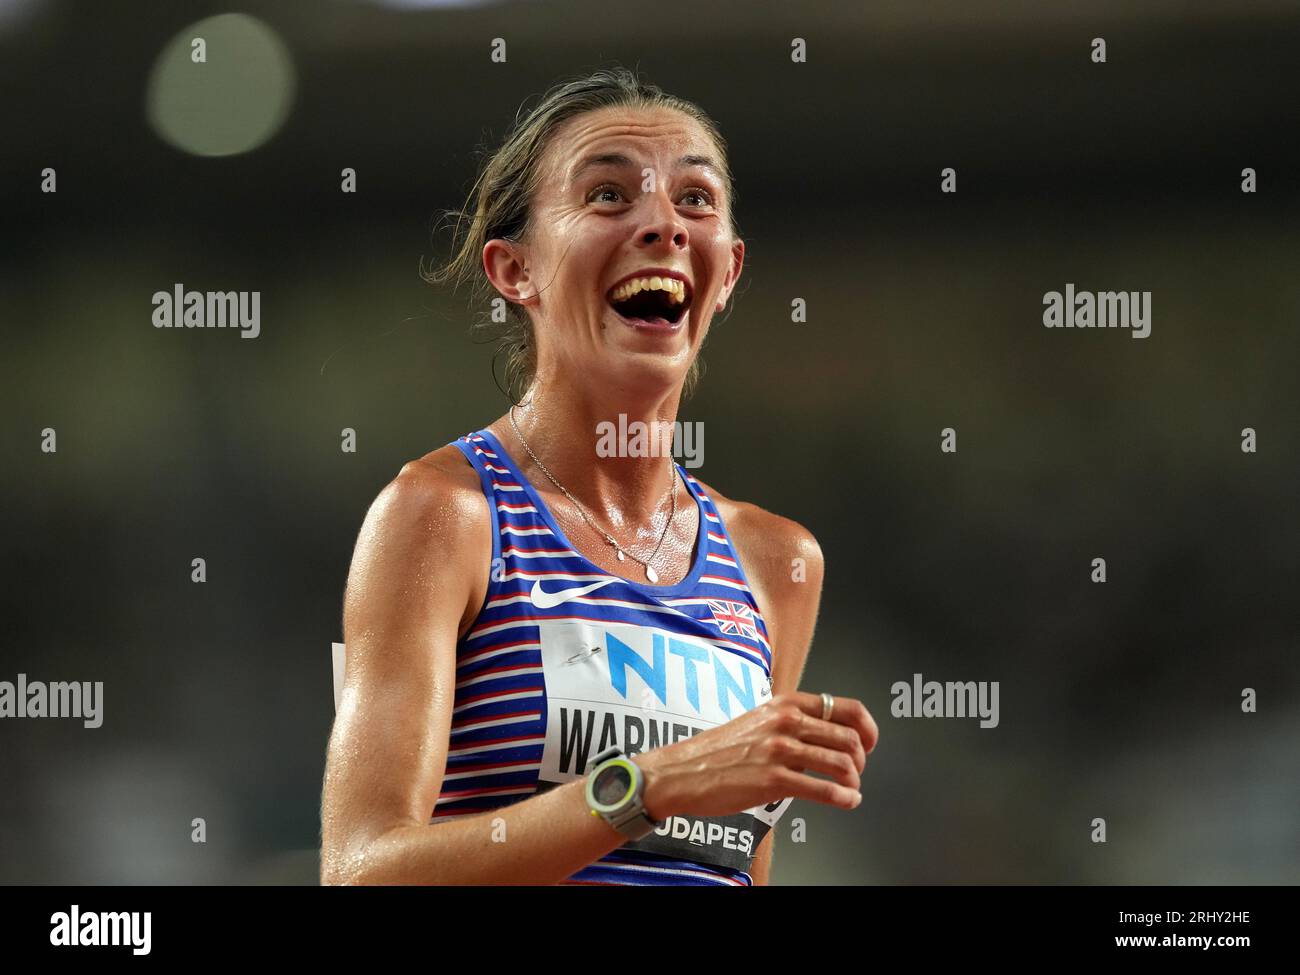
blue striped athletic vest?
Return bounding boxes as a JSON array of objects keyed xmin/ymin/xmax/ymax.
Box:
[{"xmin": 435, "ymin": 428, "xmax": 792, "ymax": 886}]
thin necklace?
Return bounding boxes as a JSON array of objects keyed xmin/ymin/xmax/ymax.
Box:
[{"xmin": 509, "ymin": 404, "xmax": 678, "ymax": 583}]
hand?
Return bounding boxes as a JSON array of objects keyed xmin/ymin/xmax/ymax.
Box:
[{"xmin": 635, "ymin": 691, "xmax": 878, "ymax": 820}]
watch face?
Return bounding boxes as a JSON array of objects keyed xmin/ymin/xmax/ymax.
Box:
[{"xmin": 594, "ymin": 765, "xmax": 633, "ymax": 806}]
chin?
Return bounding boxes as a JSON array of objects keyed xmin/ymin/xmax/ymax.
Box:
[{"xmin": 597, "ymin": 342, "xmax": 693, "ymax": 391}]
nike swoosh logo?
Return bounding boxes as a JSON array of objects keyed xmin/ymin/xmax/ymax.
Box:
[{"xmin": 530, "ymin": 578, "xmax": 619, "ymax": 609}]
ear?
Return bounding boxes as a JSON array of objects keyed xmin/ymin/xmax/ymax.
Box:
[
  {"xmin": 715, "ymin": 237, "xmax": 745, "ymax": 312},
  {"xmin": 483, "ymin": 239, "xmax": 537, "ymax": 305}
]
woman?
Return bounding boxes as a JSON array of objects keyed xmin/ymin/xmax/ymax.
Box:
[{"xmin": 320, "ymin": 67, "xmax": 878, "ymax": 885}]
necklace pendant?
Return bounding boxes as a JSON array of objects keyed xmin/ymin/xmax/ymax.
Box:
[
  {"xmin": 615, "ymin": 549, "xmax": 625, "ymax": 562},
  {"xmin": 645, "ymin": 565, "xmax": 659, "ymax": 583}
]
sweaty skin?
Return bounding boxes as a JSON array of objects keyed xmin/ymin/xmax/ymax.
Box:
[
  {"xmin": 325, "ymin": 441, "xmax": 828, "ymax": 884},
  {"xmin": 319, "ymin": 102, "xmax": 875, "ymax": 885}
]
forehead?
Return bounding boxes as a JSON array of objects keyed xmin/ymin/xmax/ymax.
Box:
[{"xmin": 539, "ymin": 104, "xmax": 722, "ymax": 185}]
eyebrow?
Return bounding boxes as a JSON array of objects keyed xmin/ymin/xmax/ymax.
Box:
[{"xmin": 569, "ymin": 153, "xmax": 723, "ymax": 185}]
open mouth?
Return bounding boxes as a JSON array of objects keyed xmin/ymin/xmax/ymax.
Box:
[{"xmin": 606, "ymin": 274, "xmax": 692, "ymax": 327}]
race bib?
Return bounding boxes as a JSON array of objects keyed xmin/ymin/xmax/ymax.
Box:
[{"xmin": 535, "ymin": 619, "xmax": 793, "ymax": 871}]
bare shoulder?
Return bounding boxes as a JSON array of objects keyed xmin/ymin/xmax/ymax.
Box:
[
  {"xmin": 364, "ymin": 443, "xmax": 487, "ymax": 545},
  {"xmin": 402, "ymin": 441, "xmax": 486, "ymax": 497},
  {"xmin": 691, "ymin": 476, "xmax": 824, "ymax": 571},
  {"xmin": 346, "ymin": 442, "xmax": 491, "ymax": 642},
  {"xmin": 689, "ymin": 476, "xmax": 825, "ymax": 658}
]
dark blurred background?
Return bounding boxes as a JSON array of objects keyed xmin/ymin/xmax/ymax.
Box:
[{"xmin": 1, "ymin": 0, "xmax": 1297, "ymax": 884}]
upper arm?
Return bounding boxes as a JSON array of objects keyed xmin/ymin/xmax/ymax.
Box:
[
  {"xmin": 320, "ymin": 459, "xmax": 487, "ymax": 883},
  {"xmin": 719, "ymin": 500, "xmax": 825, "ymax": 887},
  {"xmin": 740, "ymin": 508, "xmax": 825, "ymax": 698}
]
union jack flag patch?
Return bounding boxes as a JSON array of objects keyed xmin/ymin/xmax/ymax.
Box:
[{"xmin": 706, "ymin": 599, "xmax": 759, "ymax": 642}]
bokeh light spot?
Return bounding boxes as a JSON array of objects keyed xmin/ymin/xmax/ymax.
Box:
[{"xmin": 145, "ymin": 13, "xmax": 295, "ymax": 158}]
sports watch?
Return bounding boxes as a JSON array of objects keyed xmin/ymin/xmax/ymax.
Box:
[{"xmin": 584, "ymin": 746, "xmax": 661, "ymax": 840}]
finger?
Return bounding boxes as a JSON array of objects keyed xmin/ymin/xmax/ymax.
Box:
[
  {"xmin": 786, "ymin": 690, "xmax": 837, "ymax": 720},
  {"xmin": 788, "ymin": 692, "xmax": 877, "ymax": 763},
  {"xmin": 788, "ymin": 715, "xmax": 867, "ymax": 773},
  {"xmin": 768, "ymin": 765, "xmax": 861, "ymax": 811},
  {"xmin": 770, "ymin": 738, "xmax": 860, "ymax": 791},
  {"xmin": 855, "ymin": 702, "xmax": 879, "ymax": 755}
]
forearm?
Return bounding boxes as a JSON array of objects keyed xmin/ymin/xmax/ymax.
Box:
[
  {"xmin": 749, "ymin": 832, "xmax": 774, "ymax": 885},
  {"xmin": 328, "ymin": 776, "xmax": 637, "ymax": 886}
]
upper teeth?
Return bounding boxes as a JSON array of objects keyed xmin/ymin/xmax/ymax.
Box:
[{"xmin": 610, "ymin": 276, "xmax": 687, "ymax": 304}]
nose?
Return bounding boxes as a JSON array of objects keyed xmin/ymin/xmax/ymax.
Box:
[{"xmin": 636, "ymin": 191, "xmax": 688, "ymax": 251}]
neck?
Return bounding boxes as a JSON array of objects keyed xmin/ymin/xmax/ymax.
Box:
[{"xmin": 496, "ymin": 376, "xmax": 684, "ymax": 533}]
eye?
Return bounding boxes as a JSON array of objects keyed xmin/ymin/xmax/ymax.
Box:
[
  {"xmin": 588, "ymin": 184, "xmax": 627, "ymax": 205},
  {"xmin": 679, "ymin": 187, "xmax": 715, "ymax": 208}
]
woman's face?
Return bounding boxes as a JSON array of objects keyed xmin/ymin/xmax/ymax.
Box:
[{"xmin": 486, "ymin": 104, "xmax": 745, "ymax": 398}]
